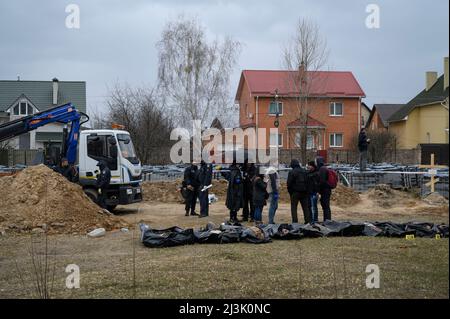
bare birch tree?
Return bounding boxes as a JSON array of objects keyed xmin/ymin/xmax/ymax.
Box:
[
  {"xmin": 97, "ymin": 84, "xmax": 174, "ymax": 164},
  {"xmin": 282, "ymin": 18, "xmax": 329, "ymax": 165},
  {"xmin": 156, "ymin": 16, "xmax": 241, "ymax": 129}
]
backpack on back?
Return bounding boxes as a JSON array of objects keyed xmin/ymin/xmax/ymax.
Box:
[{"xmin": 327, "ymin": 168, "xmax": 339, "ymax": 189}]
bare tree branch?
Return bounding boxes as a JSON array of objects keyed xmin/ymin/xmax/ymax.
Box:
[
  {"xmin": 156, "ymin": 16, "xmax": 241, "ymax": 129},
  {"xmin": 282, "ymin": 18, "xmax": 329, "ymax": 165}
]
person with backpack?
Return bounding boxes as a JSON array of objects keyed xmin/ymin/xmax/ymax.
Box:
[
  {"xmin": 316, "ymin": 156, "xmax": 338, "ymax": 221},
  {"xmin": 307, "ymin": 160, "xmax": 320, "ymax": 223},
  {"xmin": 252, "ymin": 171, "xmax": 268, "ymax": 225},
  {"xmin": 264, "ymin": 165, "xmax": 280, "ymax": 224},
  {"xmin": 287, "ymin": 159, "xmax": 311, "ymax": 224}
]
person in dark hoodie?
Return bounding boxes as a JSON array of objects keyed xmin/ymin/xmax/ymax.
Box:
[
  {"xmin": 287, "ymin": 159, "xmax": 311, "ymax": 224},
  {"xmin": 242, "ymin": 159, "xmax": 256, "ymax": 222},
  {"xmin": 96, "ymin": 160, "xmax": 111, "ymax": 208},
  {"xmin": 252, "ymin": 170, "xmax": 268, "ymax": 225},
  {"xmin": 197, "ymin": 160, "xmax": 213, "ymax": 218},
  {"xmin": 307, "ymin": 160, "xmax": 320, "ymax": 223},
  {"xmin": 316, "ymin": 156, "xmax": 332, "ymax": 221},
  {"xmin": 225, "ymin": 160, "xmax": 244, "ymax": 223},
  {"xmin": 358, "ymin": 128, "xmax": 370, "ymax": 171},
  {"xmin": 183, "ymin": 161, "xmax": 200, "ymax": 216}
]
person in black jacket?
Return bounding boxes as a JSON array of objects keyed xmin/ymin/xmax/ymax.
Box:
[
  {"xmin": 316, "ymin": 156, "xmax": 332, "ymax": 221},
  {"xmin": 197, "ymin": 160, "xmax": 213, "ymax": 218},
  {"xmin": 287, "ymin": 159, "xmax": 311, "ymax": 224},
  {"xmin": 358, "ymin": 128, "xmax": 370, "ymax": 171},
  {"xmin": 307, "ymin": 161, "xmax": 320, "ymax": 223},
  {"xmin": 183, "ymin": 161, "xmax": 200, "ymax": 216},
  {"xmin": 55, "ymin": 157, "xmax": 77, "ymax": 182},
  {"xmin": 252, "ymin": 172, "xmax": 268, "ymax": 225},
  {"xmin": 96, "ymin": 160, "xmax": 111, "ymax": 208},
  {"xmin": 225, "ymin": 160, "xmax": 244, "ymax": 223},
  {"xmin": 242, "ymin": 159, "xmax": 256, "ymax": 222}
]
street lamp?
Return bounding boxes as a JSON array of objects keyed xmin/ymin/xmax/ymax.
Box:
[{"xmin": 272, "ymin": 89, "xmax": 280, "ymax": 170}]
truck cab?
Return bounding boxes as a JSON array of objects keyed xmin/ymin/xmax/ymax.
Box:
[{"xmin": 78, "ymin": 129, "xmax": 143, "ymax": 210}]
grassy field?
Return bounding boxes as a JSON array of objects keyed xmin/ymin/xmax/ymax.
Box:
[{"xmin": 0, "ymin": 201, "xmax": 448, "ymax": 299}]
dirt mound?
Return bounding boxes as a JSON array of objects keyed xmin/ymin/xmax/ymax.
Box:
[
  {"xmin": 0, "ymin": 165, "xmax": 128, "ymax": 235},
  {"xmin": 142, "ymin": 180, "xmax": 184, "ymax": 203},
  {"xmin": 142, "ymin": 179, "xmax": 230, "ymax": 203},
  {"xmin": 367, "ymin": 184, "xmax": 418, "ymax": 208},
  {"xmin": 423, "ymin": 192, "xmax": 449, "ymax": 206},
  {"xmin": 331, "ymin": 184, "xmax": 361, "ymax": 207}
]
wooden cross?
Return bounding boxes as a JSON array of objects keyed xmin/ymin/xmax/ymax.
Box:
[{"xmin": 418, "ymin": 153, "xmax": 448, "ymax": 193}]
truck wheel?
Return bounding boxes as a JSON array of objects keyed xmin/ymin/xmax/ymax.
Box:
[
  {"xmin": 106, "ymin": 205, "xmax": 117, "ymax": 212},
  {"xmin": 84, "ymin": 188, "xmax": 98, "ymax": 204}
]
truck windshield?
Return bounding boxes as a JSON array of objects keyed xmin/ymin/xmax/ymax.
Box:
[{"xmin": 117, "ymin": 134, "xmax": 139, "ymax": 164}]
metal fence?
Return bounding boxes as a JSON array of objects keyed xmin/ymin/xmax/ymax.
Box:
[{"xmin": 0, "ymin": 149, "xmax": 44, "ymax": 167}]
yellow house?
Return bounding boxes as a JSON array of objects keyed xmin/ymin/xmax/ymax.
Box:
[{"xmin": 388, "ymin": 57, "xmax": 449, "ymax": 149}]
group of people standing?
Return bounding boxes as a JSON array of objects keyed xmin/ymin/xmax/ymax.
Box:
[
  {"xmin": 182, "ymin": 160, "xmax": 213, "ymax": 218},
  {"xmin": 182, "ymin": 156, "xmax": 335, "ymax": 226},
  {"xmin": 225, "ymin": 160, "xmax": 281, "ymax": 225}
]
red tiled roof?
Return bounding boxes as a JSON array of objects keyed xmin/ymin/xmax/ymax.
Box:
[
  {"xmin": 287, "ymin": 116, "xmax": 326, "ymax": 128},
  {"xmin": 236, "ymin": 70, "xmax": 366, "ymax": 100}
]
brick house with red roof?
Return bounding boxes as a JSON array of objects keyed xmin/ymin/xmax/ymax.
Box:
[{"xmin": 235, "ymin": 69, "xmax": 366, "ymax": 152}]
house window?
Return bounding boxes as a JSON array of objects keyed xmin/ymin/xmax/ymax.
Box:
[
  {"xmin": 295, "ymin": 132, "xmax": 315, "ymax": 149},
  {"xmin": 270, "ymin": 132, "xmax": 283, "ymax": 147},
  {"xmin": 329, "ymin": 102, "xmax": 343, "ymax": 116},
  {"xmin": 12, "ymin": 100, "xmax": 34, "ymax": 116},
  {"xmin": 329, "ymin": 133, "xmax": 343, "ymax": 147},
  {"xmin": 269, "ymin": 101, "xmax": 283, "ymax": 116}
]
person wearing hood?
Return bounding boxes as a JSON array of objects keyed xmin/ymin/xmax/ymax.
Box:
[
  {"xmin": 183, "ymin": 160, "xmax": 200, "ymax": 216},
  {"xmin": 287, "ymin": 159, "xmax": 311, "ymax": 224},
  {"xmin": 307, "ymin": 161, "xmax": 320, "ymax": 223},
  {"xmin": 96, "ymin": 160, "xmax": 111, "ymax": 208},
  {"xmin": 242, "ymin": 159, "xmax": 256, "ymax": 222},
  {"xmin": 225, "ymin": 160, "xmax": 244, "ymax": 223},
  {"xmin": 197, "ymin": 160, "xmax": 213, "ymax": 218},
  {"xmin": 264, "ymin": 165, "xmax": 280, "ymax": 224},
  {"xmin": 316, "ymin": 156, "xmax": 332, "ymax": 221},
  {"xmin": 252, "ymin": 170, "xmax": 268, "ymax": 225},
  {"xmin": 358, "ymin": 128, "xmax": 370, "ymax": 171}
]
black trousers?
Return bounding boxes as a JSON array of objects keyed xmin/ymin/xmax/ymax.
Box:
[
  {"xmin": 319, "ymin": 188, "xmax": 332, "ymax": 221},
  {"xmin": 199, "ymin": 189, "xmax": 209, "ymax": 216},
  {"xmin": 229, "ymin": 210, "xmax": 238, "ymax": 221},
  {"xmin": 242, "ymin": 190, "xmax": 254, "ymax": 220},
  {"xmin": 290, "ymin": 192, "xmax": 311, "ymax": 224},
  {"xmin": 184, "ymin": 189, "xmax": 198, "ymax": 214}
]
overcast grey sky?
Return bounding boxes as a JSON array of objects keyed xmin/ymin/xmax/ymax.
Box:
[{"xmin": 0, "ymin": 0, "xmax": 448, "ymax": 116}]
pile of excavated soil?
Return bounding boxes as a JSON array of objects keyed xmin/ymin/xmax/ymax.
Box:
[
  {"xmin": 423, "ymin": 192, "xmax": 449, "ymax": 206},
  {"xmin": 142, "ymin": 179, "xmax": 293, "ymax": 204},
  {"xmin": 0, "ymin": 165, "xmax": 128, "ymax": 235},
  {"xmin": 331, "ymin": 184, "xmax": 361, "ymax": 207},
  {"xmin": 366, "ymin": 184, "xmax": 418, "ymax": 208},
  {"xmin": 142, "ymin": 180, "xmax": 185, "ymax": 203}
]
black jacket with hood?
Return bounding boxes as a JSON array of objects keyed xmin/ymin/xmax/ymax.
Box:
[
  {"xmin": 287, "ymin": 159, "xmax": 309, "ymax": 195},
  {"xmin": 316, "ymin": 156, "xmax": 331, "ymax": 192}
]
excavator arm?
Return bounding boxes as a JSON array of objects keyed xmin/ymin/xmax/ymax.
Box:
[{"xmin": 0, "ymin": 103, "xmax": 88, "ymax": 165}]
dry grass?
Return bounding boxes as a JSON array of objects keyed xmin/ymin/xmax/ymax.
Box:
[{"xmin": 0, "ymin": 197, "xmax": 448, "ymax": 299}]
